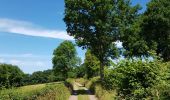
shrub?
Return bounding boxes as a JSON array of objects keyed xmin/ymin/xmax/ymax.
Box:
[
  {"xmin": 104, "ymin": 59, "xmax": 167, "ymax": 99},
  {"xmin": 0, "ymin": 64, "xmax": 24, "ymax": 88},
  {"xmin": 153, "ymin": 62, "xmax": 170, "ymax": 100}
]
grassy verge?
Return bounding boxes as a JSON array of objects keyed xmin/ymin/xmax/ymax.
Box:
[
  {"xmin": 75, "ymin": 78, "xmax": 88, "ymax": 86},
  {"xmin": 85, "ymin": 77, "xmax": 117, "ymax": 100},
  {"xmin": 0, "ymin": 82, "xmax": 70, "ymax": 100},
  {"xmin": 66, "ymin": 78, "xmax": 90, "ymax": 100}
]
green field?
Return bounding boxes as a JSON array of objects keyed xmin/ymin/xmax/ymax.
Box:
[{"xmin": 0, "ymin": 82, "xmax": 70, "ymax": 100}]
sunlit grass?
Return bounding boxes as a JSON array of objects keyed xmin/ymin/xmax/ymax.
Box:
[
  {"xmin": 0, "ymin": 82, "xmax": 70, "ymax": 100},
  {"xmin": 0, "ymin": 83, "xmax": 46, "ymax": 99},
  {"xmin": 78, "ymin": 94, "xmax": 89, "ymax": 100},
  {"xmin": 17, "ymin": 84, "xmax": 45, "ymax": 93}
]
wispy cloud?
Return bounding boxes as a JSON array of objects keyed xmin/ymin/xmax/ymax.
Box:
[
  {"xmin": 0, "ymin": 53, "xmax": 51, "ymax": 58},
  {"xmin": 0, "ymin": 18, "xmax": 74, "ymax": 40},
  {"xmin": 7, "ymin": 59, "xmax": 47, "ymax": 68}
]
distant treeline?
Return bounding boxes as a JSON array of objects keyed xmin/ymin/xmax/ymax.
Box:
[
  {"xmin": 0, "ymin": 64, "xmax": 61, "ymax": 89},
  {"xmin": 0, "ymin": 62, "xmax": 88, "ymax": 89}
]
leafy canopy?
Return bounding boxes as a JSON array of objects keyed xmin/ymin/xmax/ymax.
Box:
[
  {"xmin": 84, "ymin": 49, "xmax": 100, "ymax": 79},
  {"xmin": 141, "ymin": 0, "xmax": 170, "ymax": 61},
  {"xmin": 64, "ymin": 0, "xmax": 139, "ymax": 79},
  {"xmin": 52, "ymin": 40, "xmax": 78, "ymax": 79},
  {"xmin": 0, "ymin": 64, "xmax": 24, "ymax": 88}
]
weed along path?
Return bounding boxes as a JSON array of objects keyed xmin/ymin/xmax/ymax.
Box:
[{"xmin": 69, "ymin": 82, "xmax": 98, "ymax": 100}]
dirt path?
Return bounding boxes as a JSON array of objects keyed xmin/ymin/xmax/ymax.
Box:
[
  {"xmin": 69, "ymin": 95, "xmax": 77, "ymax": 100},
  {"xmin": 69, "ymin": 83, "xmax": 78, "ymax": 100},
  {"xmin": 75, "ymin": 82, "xmax": 98, "ymax": 100},
  {"xmin": 69, "ymin": 82, "xmax": 98, "ymax": 100}
]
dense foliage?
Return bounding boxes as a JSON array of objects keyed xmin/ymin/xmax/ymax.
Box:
[
  {"xmin": 104, "ymin": 59, "xmax": 169, "ymax": 99},
  {"xmin": 122, "ymin": 0, "xmax": 170, "ymax": 60},
  {"xmin": 52, "ymin": 40, "xmax": 80, "ymax": 80},
  {"xmin": 0, "ymin": 64, "xmax": 62, "ymax": 89},
  {"xmin": 0, "ymin": 64, "xmax": 24, "ymax": 88},
  {"xmin": 77, "ymin": 59, "xmax": 170, "ymax": 99},
  {"xmin": 141, "ymin": 0, "xmax": 170, "ymax": 61},
  {"xmin": 84, "ymin": 49, "xmax": 100, "ymax": 79},
  {"xmin": 64, "ymin": 0, "xmax": 136, "ymax": 79},
  {"xmin": 22, "ymin": 70, "xmax": 57, "ymax": 85},
  {"xmin": 1, "ymin": 0, "xmax": 170, "ymax": 99}
]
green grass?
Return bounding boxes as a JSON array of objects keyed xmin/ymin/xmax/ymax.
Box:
[
  {"xmin": 94, "ymin": 84, "xmax": 116, "ymax": 100},
  {"xmin": 78, "ymin": 94, "xmax": 89, "ymax": 100},
  {"xmin": 0, "ymin": 82, "xmax": 70, "ymax": 100},
  {"xmin": 85, "ymin": 77, "xmax": 117, "ymax": 100},
  {"xmin": 0, "ymin": 83, "xmax": 46, "ymax": 99}
]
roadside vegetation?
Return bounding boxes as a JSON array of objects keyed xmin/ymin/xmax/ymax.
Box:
[
  {"xmin": 0, "ymin": 82, "xmax": 70, "ymax": 100},
  {"xmin": 63, "ymin": 0, "xmax": 170, "ymax": 99},
  {"xmin": 0, "ymin": 0, "xmax": 170, "ymax": 99}
]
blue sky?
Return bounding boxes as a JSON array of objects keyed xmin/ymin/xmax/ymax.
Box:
[{"xmin": 0, "ymin": 0, "xmax": 149, "ymax": 74}]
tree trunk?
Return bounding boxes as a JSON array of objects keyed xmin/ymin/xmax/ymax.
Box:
[{"xmin": 100, "ymin": 61, "xmax": 104, "ymax": 81}]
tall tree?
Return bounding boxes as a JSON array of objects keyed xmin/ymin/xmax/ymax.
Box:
[
  {"xmin": 52, "ymin": 40, "xmax": 78, "ymax": 79},
  {"xmin": 121, "ymin": 16, "xmax": 151, "ymax": 58},
  {"xmin": 64, "ymin": 0, "xmax": 139, "ymax": 80},
  {"xmin": 114, "ymin": 0, "xmax": 145, "ymax": 58},
  {"xmin": 141, "ymin": 0, "xmax": 170, "ymax": 61},
  {"xmin": 84, "ymin": 49, "xmax": 100, "ymax": 79}
]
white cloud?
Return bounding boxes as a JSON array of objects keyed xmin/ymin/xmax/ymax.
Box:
[
  {"xmin": 0, "ymin": 18, "xmax": 74, "ymax": 40},
  {"xmin": 0, "ymin": 53, "xmax": 51, "ymax": 58},
  {"xmin": 8, "ymin": 59, "xmax": 45, "ymax": 68}
]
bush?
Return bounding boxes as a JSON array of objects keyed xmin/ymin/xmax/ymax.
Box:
[
  {"xmin": 0, "ymin": 64, "xmax": 24, "ymax": 88},
  {"xmin": 104, "ymin": 59, "xmax": 167, "ymax": 99},
  {"xmin": 153, "ymin": 62, "xmax": 170, "ymax": 100}
]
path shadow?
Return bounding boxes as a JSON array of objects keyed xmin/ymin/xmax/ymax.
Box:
[{"xmin": 72, "ymin": 89, "xmax": 95, "ymax": 95}]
